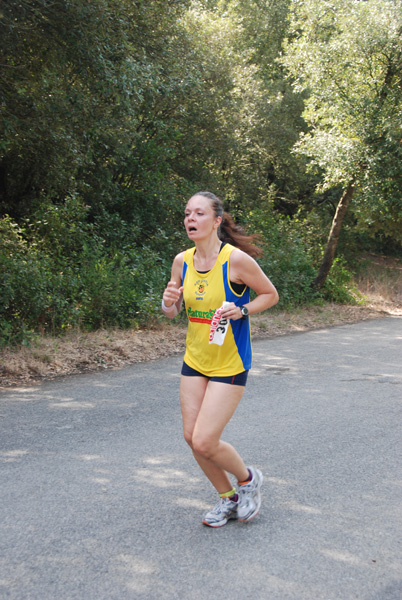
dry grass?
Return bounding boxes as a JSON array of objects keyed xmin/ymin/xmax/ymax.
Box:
[
  {"xmin": 0, "ymin": 326, "xmax": 188, "ymax": 388},
  {"xmin": 1, "ymin": 254, "xmax": 401, "ymax": 389},
  {"xmin": 353, "ymin": 253, "xmax": 402, "ymax": 313}
]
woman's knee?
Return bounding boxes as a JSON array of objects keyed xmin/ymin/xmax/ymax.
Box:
[
  {"xmin": 183, "ymin": 426, "xmax": 194, "ymax": 449},
  {"xmin": 183, "ymin": 430, "xmax": 215, "ymax": 457},
  {"xmin": 191, "ymin": 432, "xmax": 217, "ymax": 460},
  {"xmin": 183, "ymin": 428, "xmax": 194, "ymax": 448}
]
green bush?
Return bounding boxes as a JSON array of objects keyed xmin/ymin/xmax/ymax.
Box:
[
  {"xmin": 76, "ymin": 246, "xmax": 169, "ymax": 330},
  {"xmin": 0, "ymin": 216, "xmax": 83, "ymax": 344},
  {"xmin": 246, "ymin": 209, "xmax": 319, "ymax": 307},
  {"xmin": 320, "ymin": 258, "xmax": 357, "ymax": 304},
  {"xmin": 1, "ymin": 199, "xmax": 361, "ymax": 348},
  {"xmin": 246, "ymin": 208, "xmax": 359, "ymax": 307},
  {"xmin": 0, "ymin": 217, "xmax": 51, "ymax": 344},
  {"xmin": 0, "ymin": 213, "xmax": 171, "ymax": 346}
]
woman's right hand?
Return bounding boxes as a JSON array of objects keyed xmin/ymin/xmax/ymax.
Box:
[{"xmin": 162, "ymin": 281, "xmax": 184, "ymax": 308}]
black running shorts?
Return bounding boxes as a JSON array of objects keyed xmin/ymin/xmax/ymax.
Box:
[{"xmin": 181, "ymin": 361, "xmax": 249, "ymax": 387}]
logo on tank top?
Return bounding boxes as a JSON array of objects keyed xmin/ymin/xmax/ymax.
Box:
[{"xmin": 195, "ymin": 279, "xmax": 208, "ymax": 300}]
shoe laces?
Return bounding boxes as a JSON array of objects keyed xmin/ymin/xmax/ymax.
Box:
[
  {"xmin": 238, "ymin": 481, "xmax": 254, "ymax": 495},
  {"xmin": 213, "ymin": 497, "xmax": 235, "ymax": 515}
]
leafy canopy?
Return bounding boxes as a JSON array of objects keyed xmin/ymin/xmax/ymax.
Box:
[{"xmin": 283, "ymin": 0, "xmax": 402, "ymax": 240}]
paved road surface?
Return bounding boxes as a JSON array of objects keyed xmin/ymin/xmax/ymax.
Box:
[{"xmin": 1, "ymin": 317, "xmax": 401, "ymax": 600}]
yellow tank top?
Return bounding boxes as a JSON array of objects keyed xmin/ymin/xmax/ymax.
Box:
[{"xmin": 182, "ymin": 243, "xmax": 252, "ymax": 377}]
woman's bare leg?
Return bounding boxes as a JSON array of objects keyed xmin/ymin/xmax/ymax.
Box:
[{"xmin": 180, "ymin": 376, "xmax": 249, "ymax": 494}]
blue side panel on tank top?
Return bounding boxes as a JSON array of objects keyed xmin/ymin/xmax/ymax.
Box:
[
  {"xmin": 222, "ymin": 261, "xmax": 252, "ymax": 370},
  {"xmin": 182, "ymin": 260, "xmax": 188, "ymax": 283}
]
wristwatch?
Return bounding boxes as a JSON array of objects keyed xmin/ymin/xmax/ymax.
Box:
[{"xmin": 240, "ymin": 305, "xmax": 249, "ymax": 320}]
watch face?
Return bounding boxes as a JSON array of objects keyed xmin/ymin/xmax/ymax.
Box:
[{"xmin": 241, "ymin": 306, "xmax": 249, "ymax": 317}]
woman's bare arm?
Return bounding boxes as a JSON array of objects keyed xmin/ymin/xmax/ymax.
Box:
[
  {"xmin": 222, "ymin": 249, "xmax": 279, "ymax": 320},
  {"xmin": 161, "ymin": 252, "xmax": 185, "ymax": 319}
]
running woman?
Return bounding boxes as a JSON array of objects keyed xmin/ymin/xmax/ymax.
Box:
[{"xmin": 161, "ymin": 191, "xmax": 279, "ymax": 527}]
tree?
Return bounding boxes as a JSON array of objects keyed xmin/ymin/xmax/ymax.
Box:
[
  {"xmin": 283, "ymin": 0, "xmax": 402, "ymax": 287},
  {"xmin": 0, "ymin": 0, "xmax": 193, "ymax": 222},
  {"xmin": 205, "ymin": 0, "xmax": 316, "ymax": 216}
]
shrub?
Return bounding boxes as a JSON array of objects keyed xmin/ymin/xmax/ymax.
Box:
[
  {"xmin": 0, "ymin": 217, "xmax": 54, "ymax": 345},
  {"xmin": 320, "ymin": 258, "xmax": 358, "ymax": 304},
  {"xmin": 0, "ymin": 213, "xmax": 171, "ymax": 345},
  {"xmin": 246, "ymin": 209, "xmax": 319, "ymax": 307},
  {"xmin": 76, "ymin": 246, "xmax": 170, "ymax": 330}
]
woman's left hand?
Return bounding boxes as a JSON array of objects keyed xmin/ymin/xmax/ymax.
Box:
[{"xmin": 220, "ymin": 302, "xmax": 243, "ymax": 321}]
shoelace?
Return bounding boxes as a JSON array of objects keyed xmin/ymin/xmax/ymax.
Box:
[{"xmin": 213, "ymin": 498, "xmax": 234, "ymax": 515}]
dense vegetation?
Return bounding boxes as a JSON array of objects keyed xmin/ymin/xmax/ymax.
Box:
[{"xmin": 1, "ymin": 0, "xmax": 401, "ymax": 345}]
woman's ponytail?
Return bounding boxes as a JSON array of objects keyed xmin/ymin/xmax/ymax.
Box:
[
  {"xmin": 192, "ymin": 192, "xmax": 263, "ymax": 259},
  {"xmin": 219, "ymin": 211, "xmax": 263, "ymax": 258}
]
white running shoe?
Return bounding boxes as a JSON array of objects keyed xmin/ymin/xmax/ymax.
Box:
[
  {"xmin": 237, "ymin": 467, "xmax": 263, "ymax": 522},
  {"xmin": 202, "ymin": 497, "xmax": 238, "ymax": 527}
]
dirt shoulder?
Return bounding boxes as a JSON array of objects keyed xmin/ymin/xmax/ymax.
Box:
[{"xmin": 1, "ymin": 299, "xmax": 400, "ymax": 390}]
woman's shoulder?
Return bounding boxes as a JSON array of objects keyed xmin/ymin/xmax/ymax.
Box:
[
  {"xmin": 180, "ymin": 247, "xmax": 196, "ymax": 262},
  {"xmin": 172, "ymin": 248, "xmax": 195, "ymax": 267},
  {"xmin": 172, "ymin": 251, "xmax": 185, "ymax": 268},
  {"xmin": 170, "ymin": 251, "xmax": 186, "ymax": 283},
  {"xmin": 221, "ymin": 242, "xmax": 240, "ymax": 258},
  {"xmin": 227, "ymin": 245, "xmax": 252, "ymax": 264}
]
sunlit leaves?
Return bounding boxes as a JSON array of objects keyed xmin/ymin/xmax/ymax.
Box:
[{"xmin": 283, "ymin": 0, "xmax": 402, "ymax": 239}]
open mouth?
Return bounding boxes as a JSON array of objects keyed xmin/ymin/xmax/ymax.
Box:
[{"xmin": 188, "ymin": 227, "xmax": 197, "ymax": 232}]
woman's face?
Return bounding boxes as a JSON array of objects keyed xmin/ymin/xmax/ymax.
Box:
[{"xmin": 184, "ymin": 195, "xmax": 221, "ymax": 241}]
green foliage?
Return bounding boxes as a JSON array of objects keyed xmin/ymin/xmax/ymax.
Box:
[
  {"xmin": 0, "ymin": 217, "xmax": 55, "ymax": 345},
  {"xmin": 76, "ymin": 246, "xmax": 170, "ymax": 330},
  {"xmin": 0, "ymin": 214, "xmax": 171, "ymax": 346},
  {"xmin": 320, "ymin": 258, "xmax": 357, "ymax": 304},
  {"xmin": 2, "ymin": 0, "xmax": 399, "ymax": 345},
  {"xmin": 245, "ymin": 209, "xmax": 319, "ymax": 307},
  {"xmin": 261, "ymin": 242, "xmax": 318, "ymax": 308},
  {"xmin": 246, "ymin": 205, "xmax": 360, "ymax": 306},
  {"xmin": 283, "ymin": 0, "xmax": 402, "ymax": 238}
]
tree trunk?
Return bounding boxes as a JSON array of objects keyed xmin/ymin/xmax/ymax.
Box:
[{"xmin": 312, "ymin": 181, "xmax": 355, "ymax": 289}]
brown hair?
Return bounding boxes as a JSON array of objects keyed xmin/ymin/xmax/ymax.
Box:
[{"xmin": 192, "ymin": 191, "xmax": 264, "ymax": 258}]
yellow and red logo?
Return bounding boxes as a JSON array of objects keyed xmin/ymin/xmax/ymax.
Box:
[{"xmin": 195, "ymin": 279, "xmax": 208, "ymax": 298}]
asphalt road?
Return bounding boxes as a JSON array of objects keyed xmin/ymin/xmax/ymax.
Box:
[{"xmin": 1, "ymin": 317, "xmax": 401, "ymax": 600}]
